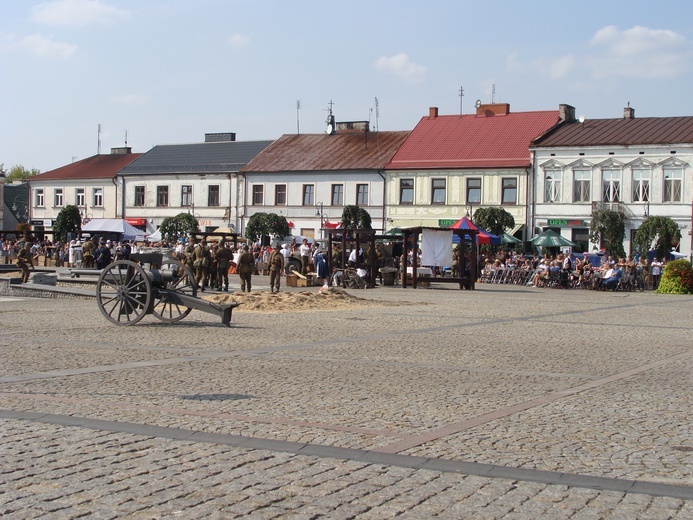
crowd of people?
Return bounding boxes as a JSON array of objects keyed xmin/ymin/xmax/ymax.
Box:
[{"xmin": 479, "ymin": 250, "xmax": 664, "ymax": 291}]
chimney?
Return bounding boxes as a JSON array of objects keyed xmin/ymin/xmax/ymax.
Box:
[
  {"xmin": 623, "ymin": 105, "xmax": 635, "ymax": 119},
  {"xmin": 429, "ymin": 107, "xmax": 439, "ymax": 118},
  {"xmin": 559, "ymin": 104, "xmax": 576, "ymax": 122},
  {"xmin": 205, "ymin": 132, "xmax": 236, "ymax": 143},
  {"xmin": 476, "ymin": 103, "xmax": 510, "ymax": 116},
  {"xmin": 110, "ymin": 147, "xmax": 132, "ymax": 155}
]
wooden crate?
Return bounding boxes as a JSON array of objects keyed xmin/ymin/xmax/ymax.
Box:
[{"xmin": 286, "ymin": 274, "xmax": 298, "ymax": 287}]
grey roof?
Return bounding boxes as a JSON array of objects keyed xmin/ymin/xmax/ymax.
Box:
[{"xmin": 117, "ymin": 140, "xmax": 274, "ymax": 175}]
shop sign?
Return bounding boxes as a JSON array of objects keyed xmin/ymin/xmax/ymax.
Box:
[
  {"xmin": 124, "ymin": 218, "xmax": 147, "ymax": 226},
  {"xmin": 438, "ymin": 219, "xmax": 457, "ymax": 227},
  {"xmin": 548, "ymin": 219, "xmax": 586, "ymax": 227}
]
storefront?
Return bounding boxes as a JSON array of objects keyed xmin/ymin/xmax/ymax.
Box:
[
  {"xmin": 546, "ymin": 219, "xmax": 590, "ymax": 253},
  {"xmin": 124, "ymin": 218, "xmax": 147, "ymax": 233}
]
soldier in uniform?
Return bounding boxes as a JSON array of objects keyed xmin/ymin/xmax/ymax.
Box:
[
  {"xmin": 184, "ymin": 238, "xmax": 196, "ymax": 278},
  {"xmin": 214, "ymin": 241, "xmax": 231, "ymax": 291},
  {"xmin": 193, "ymin": 240, "xmax": 211, "ymax": 291},
  {"xmin": 236, "ymin": 244, "xmax": 254, "ymax": 292},
  {"xmin": 16, "ymin": 241, "xmax": 34, "ymax": 283},
  {"xmin": 268, "ymin": 242, "xmax": 284, "ymax": 293},
  {"xmin": 82, "ymin": 237, "xmax": 95, "ymax": 268}
]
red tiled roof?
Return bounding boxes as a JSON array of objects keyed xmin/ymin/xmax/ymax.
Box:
[
  {"xmin": 532, "ymin": 116, "xmax": 693, "ymax": 147},
  {"xmin": 241, "ymin": 131, "xmax": 410, "ymax": 172},
  {"xmin": 386, "ymin": 110, "xmax": 560, "ymax": 170},
  {"xmin": 30, "ymin": 151, "xmax": 143, "ymax": 181}
]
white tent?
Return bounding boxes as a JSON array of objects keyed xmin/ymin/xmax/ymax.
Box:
[
  {"xmin": 81, "ymin": 219, "xmax": 146, "ymax": 241},
  {"xmin": 146, "ymin": 228, "xmax": 162, "ymax": 242}
]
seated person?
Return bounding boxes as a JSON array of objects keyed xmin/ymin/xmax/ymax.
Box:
[{"xmin": 602, "ymin": 266, "xmax": 622, "ymax": 290}]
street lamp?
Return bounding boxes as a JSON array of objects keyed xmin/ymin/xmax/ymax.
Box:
[{"xmin": 315, "ymin": 202, "xmax": 327, "ymax": 238}]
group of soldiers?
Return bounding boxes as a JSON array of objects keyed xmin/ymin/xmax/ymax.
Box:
[{"xmin": 180, "ymin": 239, "xmax": 258, "ymax": 292}]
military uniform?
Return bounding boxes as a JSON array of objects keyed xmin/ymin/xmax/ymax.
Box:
[
  {"xmin": 193, "ymin": 242, "xmax": 211, "ymax": 291},
  {"xmin": 16, "ymin": 243, "xmax": 33, "ymax": 283},
  {"xmin": 82, "ymin": 240, "xmax": 95, "ymax": 268},
  {"xmin": 237, "ymin": 247, "xmax": 254, "ymax": 292},
  {"xmin": 214, "ymin": 243, "xmax": 231, "ymax": 291},
  {"xmin": 268, "ymin": 245, "xmax": 284, "ymax": 293}
]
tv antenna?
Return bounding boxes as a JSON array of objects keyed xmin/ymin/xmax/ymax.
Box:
[
  {"xmin": 459, "ymin": 86, "xmax": 464, "ymax": 115},
  {"xmin": 97, "ymin": 123, "xmax": 101, "ymax": 154},
  {"xmin": 296, "ymin": 100, "xmax": 301, "ymax": 134},
  {"xmin": 491, "ymin": 84, "xmax": 496, "ymax": 103},
  {"xmin": 324, "ymin": 100, "xmax": 335, "ymax": 135}
]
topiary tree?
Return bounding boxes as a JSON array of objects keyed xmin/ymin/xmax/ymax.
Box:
[
  {"xmin": 341, "ymin": 205, "xmax": 372, "ymax": 229},
  {"xmin": 589, "ymin": 209, "xmax": 625, "ymax": 257},
  {"xmin": 633, "ymin": 216, "xmax": 681, "ymax": 260},
  {"xmin": 53, "ymin": 205, "xmax": 82, "ymax": 243},
  {"xmin": 656, "ymin": 259, "xmax": 693, "ymax": 294},
  {"xmin": 159, "ymin": 213, "xmax": 199, "ymax": 241},
  {"xmin": 472, "ymin": 206, "xmax": 515, "ymax": 237},
  {"xmin": 245, "ymin": 213, "xmax": 290, "ymax": 243}
]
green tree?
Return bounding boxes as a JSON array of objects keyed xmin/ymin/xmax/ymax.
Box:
[
  {"xmin": 633, "ymin": 216, "xmax": 681, "ymax": 260},
  {"xmin": 5, "ymin": 164, "xmax": 40, "ymax": 183},
  {"xmin": 53, "ymin": 205, "xmax": 82, "ymax": 243},
  {"xmin": 472, "ymin": 207, "xmax": 515, "ymax": 237},
  {"xmin": 589, "ymin": 209, "xmax": 625, "ymax": 257},
  {"xmin": 245, "ymin": 213, "xmax": 290, "ymax": 243},
  {"xmin": 159, "ymin": 213, "xmax": 199, "ymax": 241},
  {"xmin": 341, "ymin": 205, "xmax": 372, "ymax": 229}
]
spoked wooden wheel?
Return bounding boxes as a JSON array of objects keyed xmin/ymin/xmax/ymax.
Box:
[
  {"xmin": 96, "ymin": 260, "xmax": 152, "ymax": 326},
  {"xmin": 151, "ymin": 260, "xmax": 197, "ymax": 323}
]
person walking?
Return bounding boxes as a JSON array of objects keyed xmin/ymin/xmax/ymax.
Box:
[
  {"xmin": 269, "ymin": 243, "xmax": 284, "ymax": 293},
  {"xmin": 237, "ymin": 244, "xmax": 254, "ymax": 292},
  {"xmin": 16, "ymin": 242, "xmax": 34, "ymax": 283}
]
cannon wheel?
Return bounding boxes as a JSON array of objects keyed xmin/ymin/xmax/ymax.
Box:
[
  {"xmin": 151, "ymin": 260, "xmax": 197, "ymax": 323},
  {"xmin": 96, "ymin": 260, "xmax": 152, "ymax": 326}
]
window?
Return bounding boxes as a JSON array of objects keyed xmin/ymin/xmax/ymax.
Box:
[
  {"xmin": 573, "ymin": 169, "xmax": 591, "ymax": 202},
  {"xmin": 35, "ymin": 189, "xmax": 44, "ymax": 207},
  {"xmin": 275, "ymin": 185, "xmax": 286, "ymax": 205},
  {"xmin": 93, "ymin": 188, "xmax": 103, "ymax": 207},
  {"xmin": 356, "ymin": 184, "xmax": 368, "ymax": 206},
  {"xmin": 632, "ymin": 168, "xmax": 650, "ymax": 202},
  {"xmin": 544, "ymin": 170, "xmax": 561, "ymax": 202},
  {"xmin": 54, "ymin": 188, "xmax": 63, "ymax": 207},
  {"xmin": 431, "ymin": 179, "xmax": 446, "ymax": 205},
  {"xmin": 252, "ymin": 185, "xmax": 264, "ymax": 205},
  {"xmin": 602, "ymin": 170, "xmax": 621, "ymax": 202},
  {"xmin": 400, "ymin": 179, "xmax": 414, "ymax": 205},
  {"xmin": 663, "ymin": 168, "xmax": 683, "ymax": 202},
  {"xmin": 302, "ymin": 184, "xmax": 314, "ymax": 206},
  {"xmin": 76, "ymin": 188, "xmax": 85, "ymax": 207},
  {"xmin": 331, "ymin": 184, "xmax": 344, "ymax": 206},
  {"xmin": 208, "ymin": 185, "xmax": 220, "ymax": 206},
  {"xmin": 501, "ymin": 178, "xmax": 517, "ymax": 205},
  {"xmin": 181, "ymin": 185, "xmax": 193, "ymax": 207},
  {"xmin": 156, "ymin": 186, "xmax": 169, "ymax": 207},
  {"xmin": 134, "ymin": 186, "xmax": 145, "ymax": 207},
  {"xmin": 466, "ymin": 178, "xmax": 481, "ymax": 204}
]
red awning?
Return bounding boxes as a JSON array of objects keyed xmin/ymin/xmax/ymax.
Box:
[{"xmin": 124, "ymin": 218, "xmax": 147, "ymax": 226}]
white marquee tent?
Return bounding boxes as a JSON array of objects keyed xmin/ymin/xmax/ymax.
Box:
[{"xmin": 81, "ymin": 219, "xmax": 146, "ymax": 242}]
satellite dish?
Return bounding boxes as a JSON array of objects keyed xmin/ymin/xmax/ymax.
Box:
[
  {"xmin": 474, "ymin": 99, "xmax": 482, "ymax": 108},
  {"xmin": 326, "ymin": 124, "xmax": 334, "ymax": 135},
  {"xmin": 578, "ymin": 115, "xmax": 585, "ymax": 124}
]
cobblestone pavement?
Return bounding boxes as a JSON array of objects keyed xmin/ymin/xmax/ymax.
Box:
[{"xmin": 1, "ymin": 281, "xmax": 692, "ymax": 518}]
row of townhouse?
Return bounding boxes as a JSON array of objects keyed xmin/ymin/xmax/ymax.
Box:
[{"xmin": 19, "ymin": 102, "xmax": 693, "ymax": 259}]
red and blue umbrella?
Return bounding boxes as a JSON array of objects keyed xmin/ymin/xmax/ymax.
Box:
[{"xmin": 450, "ymin": 216, "xmax": 501, "ymax": 245}]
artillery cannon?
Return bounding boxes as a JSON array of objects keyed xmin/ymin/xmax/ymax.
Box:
[{"xmin": 95, "ymin": 254, "xmax": 238, "ymax": 326}]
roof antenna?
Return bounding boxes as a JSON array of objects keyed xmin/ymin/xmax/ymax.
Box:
[
  {"xmin": 97, "ymin": 123, "xmax": 101, "ymax": 154},
  {"xmin": 491, "ymin": 84, "xmax": 496, "ymax": 103},
  {"xmin": 324, "ymin": 100, "xmax": 335, "ymax": 135},
  {"xmin": 459, "ymin": 86, "xmax": 464, "ymax": 115},
  {"xmin": 125, "ymin": 130, "xmax": 128, "ymax": 147}
]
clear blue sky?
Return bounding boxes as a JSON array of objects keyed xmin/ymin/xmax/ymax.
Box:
[{"xmin": 2, "ymin": 0, "xmax": 693, "ymax": 173}]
